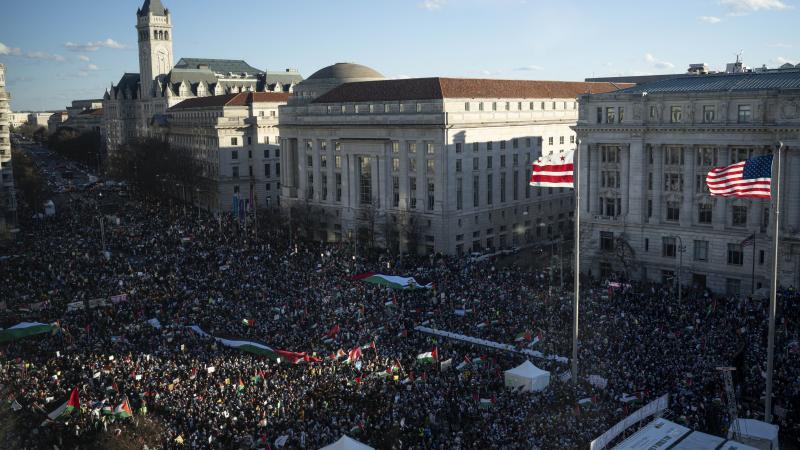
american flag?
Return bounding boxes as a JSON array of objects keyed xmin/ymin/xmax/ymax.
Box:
[
  {"xmin": 706, "ymin": 154, "xmax": 773, "ymax": 199},
  {"xmin": 741, "ymin": 233, "xmax": 755, "ymax": 247},
  {"xmin": 529, "ymin": 149, "xmax": 574, "ymax": 188}
]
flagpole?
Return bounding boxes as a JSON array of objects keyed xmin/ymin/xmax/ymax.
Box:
[
  {"xmin": 572, "ymin": 139, "xmax": 581, "ymax": 384},
  {"xmin": 765, "ymin": 141, "xmax": 783, "ymax": 423},
  {"xmin": 751, "ymin": 232, "xmax": 756, "ymax": 296}
]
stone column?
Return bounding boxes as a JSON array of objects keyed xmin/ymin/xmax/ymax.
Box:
[
  {"xmin": 416, "ymin": 142, "xmax": 425, "ymax": 210},
  {"xmin": 579, "ymin": 141, "xmax": 590, "ymax": 214},
  {"xmin": 627, "ymin": 140, "xmax": 645, "ymax": 224},
  {"xmin": 620, "ymin": 144, "xmax": 630, "ymax": 217},
  {"xmin": 588, "ymin": 143, "xmax": 600, "ymax": 215},
  {"xmin": 785, "ymin": 149, "xmax": 800, "ymax": 232},
  {"xmin": 326, "ymin": 140, "xmax": 335, "ymax": 203},
  {"xmin": 298, "ymin": 140, "xmax": 307, "ymax": 200},
  {"xmin": 399, "ymin": 143, "xmax": 409, "ymax": 210},
  {"xmin": 371, "ymin": 155, "xmax": 380, "ymax": 209},
  {"xmin": 651, "ymin": 144, "xmax": 664, "ymax": 224},
  {"xmin": 312, "ymin": 142, "xmax": 321, "ymax": 202},
  {"xmin": 713, "ymin": 146, "xmax": 729, "ymax": 230},
  {"xmin": 681, "ymin": 145, "xmax": 695, "ymax": 227}
]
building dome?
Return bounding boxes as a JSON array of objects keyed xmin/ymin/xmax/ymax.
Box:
[
  {"xmin": 306, "ymin": 63, "xmax": 384, "ymax": 83},
  {"xmin": 290, "ymin": 62, "xmax": 384, "ymax": 105}
]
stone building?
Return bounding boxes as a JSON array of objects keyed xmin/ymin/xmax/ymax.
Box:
[
  {"xmin": 102, "ymin": 0, "xmax": 302, "ymax": 152},
  {"xmin": 47, "ymin": 111, "xmax": 68, "ymax": 132},
  {"xmin": 166, "ymin": 91, "xmax": 289, "ymax": 212},
  {"xmin": 0, "ymin": 64, "xmax": 17, "ymax": 231},
  {"xmin": 574, "ymin": 69, "xmax": 800, "ymax": 294},
  {"xmin": 280, "ymin": 62, "xmax": 626, "ymax": 255}
]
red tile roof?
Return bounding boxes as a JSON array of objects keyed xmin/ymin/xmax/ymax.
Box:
[
  {"xmin": 170, "ymin": 92, "xmax": 291, "ymax": 111},
  {"xmin": 313, "ymin": 77, "xmax": 633, "ymax": 103}
]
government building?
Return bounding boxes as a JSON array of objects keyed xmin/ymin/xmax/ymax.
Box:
[
  {"xmin": 279, "ymin": 62, "xmax": 625, "ymax": 255},
  {"xmin": 574, "ymin": 68, "xmax": 800, "ymax": 294},
  {"xmin": 102, "ymin": 0, "xmax": 302, "ymax": 212}
]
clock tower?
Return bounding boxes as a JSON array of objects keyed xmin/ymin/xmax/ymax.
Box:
[{"xmin": 136, "ymin": 0, "xmax": 172, "ymax": 99}]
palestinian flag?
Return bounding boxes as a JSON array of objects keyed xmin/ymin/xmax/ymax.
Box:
[
  {"xmin": 101, "ymin": 405, "xmax": 113, "ymax": 416},
  {"xmin": 251, "ymin": 370, "xmax": 264, "ymax": 383},
  {"xmin": 46, "ymin": 387, "xmax": 80, "ymax": 422},
  {"xmin": 323, "ymin": 324, "xmax": 340, "ymax": 338},
  {"xmin": 347, "ymin": 347, "xmax": 362, "ymax": 363},
  {"xmin": 114, "ymin": 397, "xmax": 133, "ymax": 419},
  {"xmin": 242, "ymin": 319, "xmax": 255, "ymax": 327},
  {"xmin": 351, "ymin": 272, "xmax": 432, "ymax": 290},
  {"xmin": 416, "ymin": 347, "xmax": 438, "ymax": 364},
  {"xmin": 515, "ymin": 331, "xmax": 532, "ymax": 342},
  {"xmin": 276, "ymin": 350, "xmax": 306, "ymax": 364},
  {"xmin": 216, "ymin": 338, "xmax": 278, "ymax": 359},
  {"xmin": 334, "ymin": 349, "xmax": 347, "ymax": 360},
  {"xmin": 0, "ymin": 322, "xmax": 55, "ymax": 343},
  {"xmin": 479, "ymin": 398, "xmax": 492, "ymax": 409},
  {"xmin": 237, "ymin": 378, "xmax": 245, "ymax": 393}
]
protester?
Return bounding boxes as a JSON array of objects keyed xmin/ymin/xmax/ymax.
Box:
[{"xmin": 1, "ymin": 165, "xmax": 798, "ymax": 449}]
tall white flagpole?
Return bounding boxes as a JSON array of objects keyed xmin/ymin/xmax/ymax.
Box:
[
  {"xmin": 765, "ymin": 141, "xmax": 784, "ymax": 422},
  {"xmin": 572, "ymin": 140, "xmax": 581, "ymax": 383}
]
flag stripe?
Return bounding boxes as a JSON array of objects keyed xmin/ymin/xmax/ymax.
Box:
[
  {"xmin": 706, "ymin": 155, "xmax": 772, "ymax": 198},
  {"xmin": 530, "ymin": 150, "xmax": 575, "ymax": 188}
]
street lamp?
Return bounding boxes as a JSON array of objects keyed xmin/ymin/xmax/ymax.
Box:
[
  {"xmin": 175, "ymin": 182, "xmax": 186, "ymax": 217},
  {"xmin": 670, "ymin": 235, "xmax": 686, "ymax": 301}
]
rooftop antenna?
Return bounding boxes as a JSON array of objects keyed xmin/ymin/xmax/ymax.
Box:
[{"xmin": 735, "ymin": 50, "xmax": 743, "ymax": 64}]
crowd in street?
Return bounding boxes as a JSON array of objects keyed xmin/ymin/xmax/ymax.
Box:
[{"xmin": 1, "ymin": 181, "xmax": 798, "ymax": 449}]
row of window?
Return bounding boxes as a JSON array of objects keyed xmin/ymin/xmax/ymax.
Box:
[
  {"xmin": 599, "ymin": 196, "xmax": 768, "ymax": 228},
  {"xmin": 599, "ymin": 146, "xmax": 760, "ymax": 166},
  {"xmin": 231, "ymin": 148, "xmax": 279, "ymax": 160},
  {"xmin": 600, "ymin": 232, "xmax": 764, "ymax": 266},
  {"xmin": 323, "ymin": 100, "xmax": 578, "ymax": 115},
  {"xmin": 597, "ymin": 103, "xmax": 755, "ymax": 124},
  {"xmin": 465, "ymin": 100, "xmax": 577, "ymax": 112}
]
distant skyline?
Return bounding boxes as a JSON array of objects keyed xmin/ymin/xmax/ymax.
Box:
[{"xmin": 1, "ymin": 0, "xmax": 798, "ymax": 111}]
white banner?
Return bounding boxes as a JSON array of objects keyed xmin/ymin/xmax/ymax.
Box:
[
  {"xmin": 589, "ymin": 394, "xmax": 669, "ymax": 450},
  {"xmin": 414, "ymin": 326, "xmax": 568, "ymax": 364}
]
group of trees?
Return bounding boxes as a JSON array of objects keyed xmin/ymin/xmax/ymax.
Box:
[
  {"xmin": 106, "ymin": 138, "xmax": 205, "ymax": 201},
  {"xmin": 281, "ymin": 201, "xmax": 424, "ymax": 257},
  {"xmin": 11, "ymin": 148, "xmax": 47, "ymax": 213},
  {"xmin": 48, "ymin": 128, "xmax": 104, "ymax": 171},
  {"xmin": 13, "ymin": 123, "xmax": 47, "ymax": 142}
]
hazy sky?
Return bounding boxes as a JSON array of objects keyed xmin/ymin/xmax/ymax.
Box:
[{"xmin": 1, "ymin": 0, "xmax": 797, "ymax": 111}]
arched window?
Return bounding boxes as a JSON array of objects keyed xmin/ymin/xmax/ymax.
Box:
[{"xmin": 164, "ymin": 31, "xmax": 169, "ymax": 40}]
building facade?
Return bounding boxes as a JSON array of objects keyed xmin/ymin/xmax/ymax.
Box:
[
  {"xmin": 27, "ymin": 112, "xmax": 53, "ymax": 131},
  {"xmin": 574, "ymin": 70, "xmax": 800, "ymax": 294},
  {"xmin": 47, "ymin": 111, "xmax": 68, "ymax": 132},
  {"xmin": 103, "ymin": 0, "xmax": 302, "ymax": 153},
  {"xmin": 9, "ymin": 112, "xmax": 28, "ymax": 129},
  {"xmin": 166, "ymin": 92, "xmax": 288, "ymax": 212},
  {"xmin": 280, "ymin": 62, "xmax": 626, "ymax": 255},
  {"xmin": 0, "ymin": 64, "xmax": 17, "ymax": 231}
]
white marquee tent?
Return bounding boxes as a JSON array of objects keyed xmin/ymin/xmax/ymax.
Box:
[
  {"xmin": 729, "ymin": 419, "xmax": 779, "ymax": 450},
  {"xmin": 504, "ymin": 360, "xmax": 550, "ymax": 392},
  {"xmin": 319, "ymin": 435, "xmax": 375, "ymax": 450}
]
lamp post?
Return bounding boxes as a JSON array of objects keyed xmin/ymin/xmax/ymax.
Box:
[
  {"xmin": 670, "ymin": 235, "xmax": 685, "ymax": 301},
  {"xmin": 175, "ymin": 182, "xmax": 186, "ymax": 218}
]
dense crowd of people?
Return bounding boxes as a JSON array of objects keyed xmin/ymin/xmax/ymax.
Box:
[{"xmin": 1, "ymin": 162, "xmax": 798, "ymax": 449}]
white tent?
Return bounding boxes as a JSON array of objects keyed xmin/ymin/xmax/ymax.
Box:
[
  {"xmin": 504, "ymin": 360, "xmax": 550, "ymax": 392},
  {"xmin": 671, "ymin": 431, "xmax": 725, "ymax": 449},
  {"xmin": 729, "ymin": 419, "xmax": 779, "ymax": 450},
  {"xmin": 319, "ymin": 435, "xmax": 375, "ymax": 450}
]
